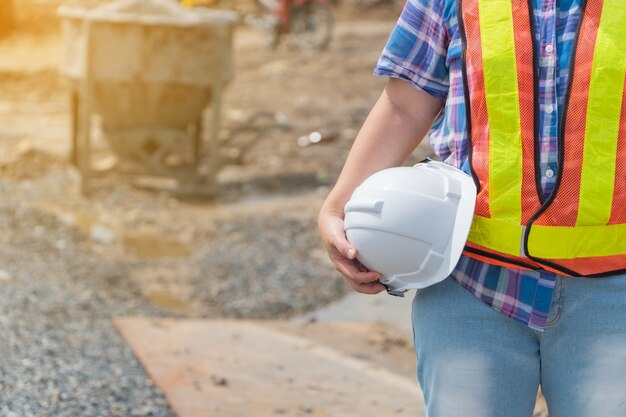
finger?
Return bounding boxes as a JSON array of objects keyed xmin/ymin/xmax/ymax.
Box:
[
  {"xmin": 353, "ymin": 258, "xmax": 372, "ymax": 273},
  {"xmin": 331, "ymin": 233, "xmax": 357, "ymax": 260},
  {"xmin": 334, "ymin": 260, "xmax": 386, "ymax": 294},
  {"xmin": 342, "ymin": 274, "xmax": 384, "ymax": 295},
  {"xmin": 333, "ymin": 257, "xmax": 363, "ymax": 279},
  {"xmin": 354, "ymin": 280, "xmax": 386, "ymax": 295},
  {"xmin": 333, "ymin": 257, "xmax": 382, "ymax": 283},
  {"xmin": 329, "ymin": 247, "xmax": 381, "ymax": 279},
  {"xmin": 320, "ymin": 215, "xmax": 357, "ymax": 259}
]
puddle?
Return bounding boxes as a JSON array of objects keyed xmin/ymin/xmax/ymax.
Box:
[
  {"xmin": 122, "ymin": 231, "xmax": 194, "ymax": 260},
  {"xmin": 56, "ymin": 210, "xmax": 117, "ymax": 244},
  {"xmin": 52, "ymin": 207, "xmax": 195, "ymax": 259},
  {"xmin": 146, "ymin": 291, "xmax": 192, "ymax": 314}
]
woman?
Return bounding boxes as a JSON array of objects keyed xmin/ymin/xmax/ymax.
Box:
[{"xmin": 318, "ymin": 1, "xmax": 626, "ymax": 416}]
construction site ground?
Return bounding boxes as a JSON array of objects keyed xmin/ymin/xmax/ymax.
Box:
[{"xmin": 0, "ymin": 1, "xmax": 547, "ymax": 416}]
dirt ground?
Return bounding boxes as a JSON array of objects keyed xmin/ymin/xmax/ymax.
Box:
[
  {"xmin": 0, "ymin": 2, "xmax": 551, "ymax": 416},
  {"xmin": 0, "ymin": 0, "xmax": 424, "ymax": 318}
]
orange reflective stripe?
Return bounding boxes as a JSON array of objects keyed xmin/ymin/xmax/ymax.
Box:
[
  {"xmin": 512, "ymin": 0, "xmax": 541, "ymax": 224},
  {"xmin": 460, "ymin": 0, "xmax": 491, "ymax": 219}
]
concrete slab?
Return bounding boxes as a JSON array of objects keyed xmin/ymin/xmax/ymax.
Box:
[
  {"xmin": 114, "ymin": 318, "xmax": 424, "ymax": 417},
  {"xmin": 297, "ymin": 291, "xmax": 415, "ymax": 332},
  {"xmin": 266, "ymin": 321, "xmax": 416, "ymax": 380}
]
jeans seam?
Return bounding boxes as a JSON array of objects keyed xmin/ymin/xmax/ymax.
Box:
[{"xmin": 544, "ymin": 276, "xmax": 564, "ymax": 328}]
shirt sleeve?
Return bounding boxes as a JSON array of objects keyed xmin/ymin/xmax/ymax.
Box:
[{"xmin": 374, "ymin": 0, "xmax": 450, "ymax": 99}]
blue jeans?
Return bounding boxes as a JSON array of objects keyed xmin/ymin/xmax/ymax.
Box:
[{"xmin": 411, "ymin": 275, "xmax": 626, "ymax": 417}]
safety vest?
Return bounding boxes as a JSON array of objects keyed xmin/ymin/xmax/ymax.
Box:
[{"xmin": 458, "ymin": 0, "xmax": 626, "ymax": 277}]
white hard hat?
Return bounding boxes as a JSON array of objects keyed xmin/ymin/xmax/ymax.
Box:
[{"xmin": 344, "ymin": 160, "xmax": 476, "ymax": 296}]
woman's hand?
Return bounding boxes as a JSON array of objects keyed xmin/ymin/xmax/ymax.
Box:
[{"xmin": 318, "ymin": 209, "xmax": 385, "ymax": 295}]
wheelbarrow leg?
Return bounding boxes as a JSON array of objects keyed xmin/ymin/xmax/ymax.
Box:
[
  {"xmin": 77, "ymin": 22, "xmax": 94, "ymax": 195},
  {"xmin": 70, "ymin": 90, "xmax": 79, "ymax": 167},
  {"xmin": 76, "ymin": 98, "xmax": 93, "ymax": 195},
  {"xmin": 193, "ymin": 117, "xmax": 203, "ymax": 175}
]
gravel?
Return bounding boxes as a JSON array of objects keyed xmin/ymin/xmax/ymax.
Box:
[
  {"xmin": 191, "ymin": 211, "xmax": 346, "ymax": 318},
  {"xmin": 0, "ymin": 196, "xmax": 175, "ymax": 417},
  {"xmin": 0, "ymin": 165, "xmax": 346, "ymax": 415}
]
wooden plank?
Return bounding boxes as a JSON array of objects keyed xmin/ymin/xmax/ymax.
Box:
[{"xmin": 114, "ymin": 318, "xmax": 424, "ymax": 417}]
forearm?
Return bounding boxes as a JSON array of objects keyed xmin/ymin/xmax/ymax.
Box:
[{"xmin": 321, "ymin": 78, "xmax": 444, "ymax": 216}]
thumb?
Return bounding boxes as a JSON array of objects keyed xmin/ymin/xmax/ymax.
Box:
[{"xmin": 335, "ymin": 235, "xmax": 357, "ymax": 259}]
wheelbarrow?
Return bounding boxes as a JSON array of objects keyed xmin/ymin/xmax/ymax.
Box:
[{"xmin": 59, "ymin": 0, "xmax": 240, "ymax": 196}]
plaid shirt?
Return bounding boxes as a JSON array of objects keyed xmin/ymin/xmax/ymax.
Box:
[{"xmin": 374, "ymin": 0, "xmax": 582, "ymax": 330}]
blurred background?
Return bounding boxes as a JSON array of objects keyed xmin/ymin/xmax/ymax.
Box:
[{"xmin": 0, "ymin": 0, "xmax": 442, "ymax": 416}]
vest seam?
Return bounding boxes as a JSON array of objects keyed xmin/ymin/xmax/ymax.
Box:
[
  {"xmin": 527, "ymin": 0, "xmax": 544, "ymax": 205},
  {"xmin": 456, "ymin": 0, "xmax": 481, "ymax": 195},
  {"xmin": 464, "ymin": 245, "xmax": 541, "ymax": 270}
]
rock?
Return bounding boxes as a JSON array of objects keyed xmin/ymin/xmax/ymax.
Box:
[
  {"xmin": 210, "ymin": 374, "xmax": 228, "ymax": 387},
  {"xmin": 90, "ymin": 224, "xmax": 116, "ymax": 244},
  {"xmin": 0, "ymin": 270, "xmax": 12, "ymax": 282}
]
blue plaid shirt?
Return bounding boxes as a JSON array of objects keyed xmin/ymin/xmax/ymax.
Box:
[{"xmin": 374, "ymin": 0, "xmax": 582, "ymax": 330}]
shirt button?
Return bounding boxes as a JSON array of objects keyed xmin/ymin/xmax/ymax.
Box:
[
  {"xmin": 546, "ymin": 104, "xmax": 554, "ymax": 114},
  {"xmin": 545, "ymin": 44, "xmax": 554, "ymax": 54},
  {"xmin": 545, "ymin": 169, "xmax": 555, "ymax": 178}
]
